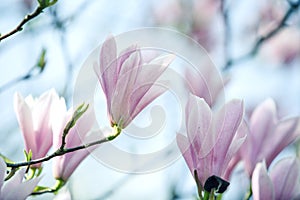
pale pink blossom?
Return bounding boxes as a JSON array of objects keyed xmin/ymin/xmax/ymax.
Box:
[
  {"xmin": 52, "ymin": 98, "xmax": 97, "ymax": 181},
  {"xmin": 252, "ymin": 157, "xmax": 300, "ymax": 200},
  {"xmin": 238, "ymin": 98, "xmax": 300, "ymax": 176},
  {"xmin": 14, "ymin": 89, "xmax": 58, "ymax": 168},
  {"xmin": 94, "ymin": 35, "xmax": 174, "ymax": 129},
  {"xmin": 177, "ymin": 94, "xmax": 246, "ymax": 192},
  {"xmin": 0, "ymin": 158, "xmax": 40, "ymax": 200}
]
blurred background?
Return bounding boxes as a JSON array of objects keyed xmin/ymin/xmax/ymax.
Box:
[{"xmin": 0, "ymin": 0, "xmax": 299, "ymax": 199}]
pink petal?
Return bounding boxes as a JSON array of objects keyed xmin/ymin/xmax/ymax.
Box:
[
  {"xmin": 186, "ymin": 95, "xmax": 213, "ymax": 158},
  {"xmin": 14, "ymin": 93, "xmax": 35, "ymax": 155},
  {"xmin": 31, "ymin": 90, "xmax": 56, "ymax": 158},
  {"xmin": 60, "ymin": 149, "xmax": 90, "ymax": 181},
  {"xmin": 129, "ymin": 55, "xmax": 174, "ymax": 115},
  {"xmin": 52, "ymin": 103, "xmax": 96, "ymax": 181},
  {"xmin": 110, "ymin": 51, "xmax": 141, "ymax": 126},
  {"xmin": 94, "ymin": 35, "xmax": 117, "ymax": 105},
  {"xmin": 185, "ymin": 66, "xmax": 212, "ymax": 106},
  {"xmin": 211, "ymin": 99, "xmax": 244, "ymax": 175},
  {"xmin": 51, "ymin": 98, "xmax": 69, "ymax": 149},
  {"xmin": 176, "ymin": 134, "xmax": 195, "ymax": 174},
  {"xmin": 117, "ymin": 45, "xmax": 137, "ymax": 73},
  {"xmin": 265, "ymin": 118, "xmax": 300, "ymax": 166},
  {"xmin": 223, "ymin": 120, "xmax": 248, "ymax": 179},
  {"xmin": 270, "ymin": 157, "xmax": 300, "ymax": 199},
  {"xmin": 4, "ymin": 177, "xmax": 41, "ymax": 200},
  {"xmin": 235, "ymin": 121, "xmax": 255, "ymax": 176},
  {"xmin": 118, "ymin": 48, "xmax": 141, "ymax": 75},
  {"xmin": 249, "ymin": 99, "xmax": 277, "ymax": 158},
  {"xmin": 53, "ymin": 154, "xmax": 66, "ymax": 179},
  {"xmin": 2, "ymin": 168, "xmax": 40, "ymax": 199},
  {"xmin": 2, "ymin": 169, "xmax": 24, "ymax": 191},
  {"xmin": 127, "ymin": 81, "xmax": 168, "ymax": 127},
  {"xmin": 252, "ymin": 162, "xmax": 275, "ymax": 200}
]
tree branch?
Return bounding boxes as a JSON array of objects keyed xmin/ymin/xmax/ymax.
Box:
[
  {"xmin": 223, "ymin": 1, "xmax": 300, "ymax": 70},
  {"xmin": 0, "ymin": 0, "xmax": 58, "ymax": 42},
  {"xmin": 0, "ymin": 6, "xmax": 44, "ymax": 42},
  {"xmin": 6, "ymin": 137, "xmax": 109, "ymax": 168}
]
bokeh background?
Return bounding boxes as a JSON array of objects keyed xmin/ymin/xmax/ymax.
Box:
[{"xmin": 0, "ymin": 0, "xmax": 299, "ymax": 199}]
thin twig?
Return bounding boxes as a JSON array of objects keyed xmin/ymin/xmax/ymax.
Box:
[
  {"xmin": 223, "ymin": 1, "xmax": 300, "ymax": 70},
  {"xmin": 6, "ymin": 137, "xmax": 109, "ymax": 168},
  {"xmin": 0, "ymin": 6, "xmax": 44, "ymax": 42}
]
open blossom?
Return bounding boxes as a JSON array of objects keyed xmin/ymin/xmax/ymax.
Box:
[
  {"xmin": 177, "ymin": 95, "xmax": 246, "ymax": 193},
  {"xmin": 94, "ymin": 35, "xmax": 174, "ymax": 129},
  {"xmin": 52, "ymin": 98, "xmax": 97, "ymax": 181},
  {"xmin": 0, "ymin": 158, "xmax": 40, "ymax": 200},
  {"xmin": 14, "ymin": 89, "xmax": 58, "ymax": 168},
  {"xmin": 252, "ymin": 157, "xmax": 300, "ymax": 200},
  {"xmin": 238, "ymin": 98, "xmax": 300, "ymax": 176}
]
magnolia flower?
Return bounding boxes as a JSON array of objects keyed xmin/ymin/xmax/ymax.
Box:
[
  {"xmin": 94, "ymin": 35, "xmax": 174, "ymax": 130},
  {"xmin": 252, "ymin": 157, "xmax": 300, "ymax": 200},
  {"xmin": 52, "ymin": 98, "xmax": 97, "ymax": 181},
  {"xmin": 0, "ymin": 158, "xmax": 40, "ymax": 200},
  {"xmin": 238, "ymin": 98, "xmax": 300, "ymax": 176},
  {"xmin": 185, "ymin": 62, "xmax": 228, "ymax": 107},
  {"xmin": 14, "ymin": 89, "xmax": 58, "ymax": 168},
  {"xmin": 177, "ymin": 95, "xmax": 246, "ymax": 194}
]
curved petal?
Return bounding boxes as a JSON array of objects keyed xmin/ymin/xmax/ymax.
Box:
[
  {"xmin": 176, "ymin": 134, "xmax": 195, "ymax": 174},
  {"xmin": 60, "ymin": 149, "xmax": 90, "ymax": 181},
  {"xmin": 2, "ymin": 168, "xmax": 40, "ymax": 200},
  {"xmin": 127, "ymin": 81, "xmax": 168, "ymax": 127},
  {"xmin": 270, "ymin": 157, "xmax": 300, "ymax": 200},
  {"xmin": 51, "ymin": 98, "xmax": 69, "ymax": 149},
  {"xmin": 223, "ymin": 120, "xmax": 248, "ymax": 179},
  {"xmin": 264, "ymin": 118, "xmax": 300, "ymax": 166},
  {"xmin": 94, "ymin": 35, "xmax": 118, "ymax": 106},
  {"xmin": 186, "ymin": 95, "xmax": 213, "ymax": 158},
  {"xmin": 129, "ymin": 55, "xmax": 174, "ymax": 122},
  {"xmin": 32, "ymin": 90, "xmax": 56, "ymax": 158},
  {"xmin": 110, "ymin": 51, "xmax": 141, "ymax": 126},
  {"xmin": 249, "ymin": 99, "xmax": 277, "ymax": 158},
  {"xmin": 211, "ymin": 99, "xmax": 244, "ymax": 175},
  {"xmin": 14, "ymin": 93, "xmax": 35, "ymax": 154},
  {"xmin": 252, "ymin": 162, "xmax": 275, "ymax": 200}
]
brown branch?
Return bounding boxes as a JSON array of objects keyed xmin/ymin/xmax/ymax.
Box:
[
  {"xmin": 0, "ymin": 0, "xmax": 58, "ymax": 42},
  {"xmin": 6, "ymin": 137, "xmax": 109, "ymax": 168},
  {"xmin": 0, "ymin": 6, "xmax": 45, "ymax": 42}
]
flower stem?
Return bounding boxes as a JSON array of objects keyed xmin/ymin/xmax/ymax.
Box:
[
  {"xmin": 108, "ymin": 124, "xmax": 122, "ymax": 140},
  {"xmin": 31, "ymin": 179, "xmax": 65, "ymax": 195},
  {"xmin": 216, "ymin": 194, "xmax": 222, "ymax": 200},
  {"xmin": 203, "ymin": 191, "xmax": 210, "ymax": 200},
  {"xmin": 244, "ymin": 184, "xmax": 252, "ymax": 200}
]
